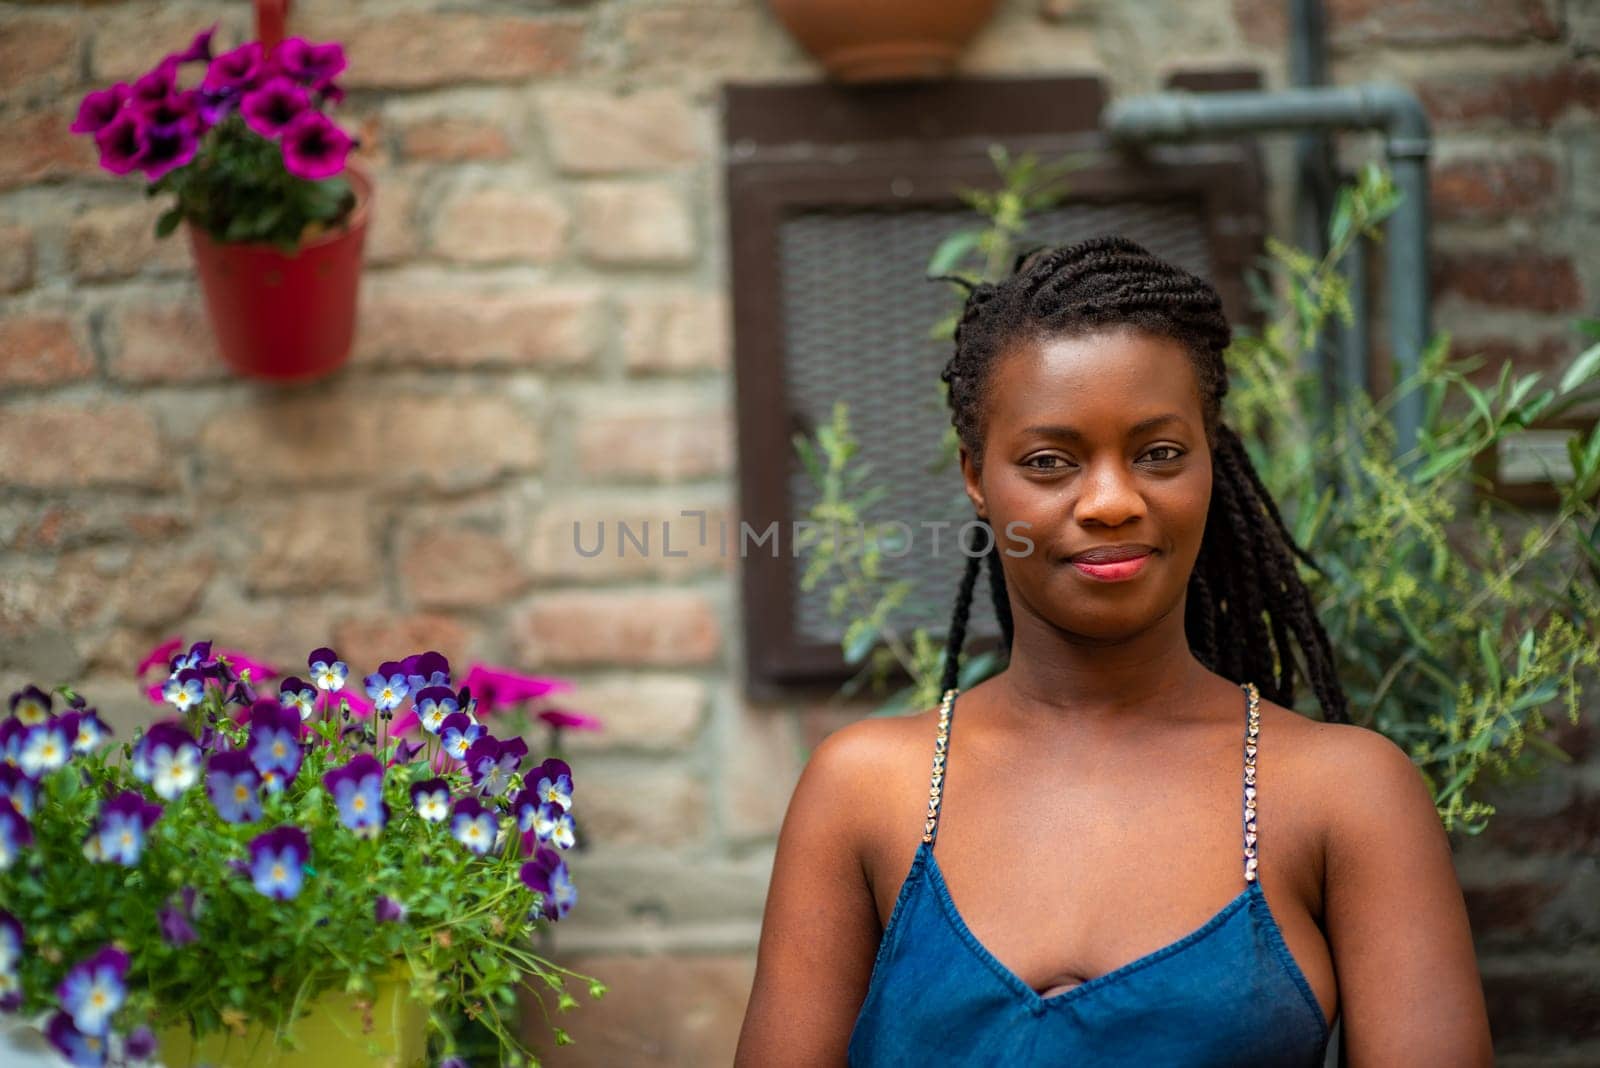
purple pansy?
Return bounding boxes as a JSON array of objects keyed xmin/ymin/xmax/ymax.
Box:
[
  {"xmin": 46, "ymin": 1011, "xmax": 107, "ymax": 1066},
  {"xmin": 510, "ymin": 788, "xmax": 539, "ymax": 834},
  {"xmin": 247, "ymin": 825, "xmax": 309, "ymax": 900},
  {"xmin": 374, "ymin": 894, "xmax": 407, "ymax": 923},
  {"xmin": 9, "ymin": 686, "xmax": 53, "ymax": 725},
  {"xmin": 438, "ymin": 712, "xmax": 484, "ymax": 761},
  {"xmin": 0, "ymin": 801, "xmax": 31, "ymax": 870},
  {"xmin": 276, "ymin": 37, "xmax": 347, "ymax": 86},
  {"xmin": 533, "ymin": 800, "xmax": 576, "ymax": 850},
  {"xmin": 93, "ymin": 791, "xmax": 163, "ymax": 866},
  {"xmin": 0, "ymin": 718, "xmax": 23, "ymax": 766},
  {"xmin": 402, "ymin": 651, "xmax": 452, "ymax": 695},
  {"xmin": 63, "ymin": 709, "xmax": 112, "ymax": 754},
  {"xmin": 124, "ymin": 1025, "xmax": 158, "ymax": 1062},
  {"xmin": 157, "ymin": 888, "xmax": 198, "ymax": 946},
  {"xmin": 0, "ymin": 766, "xmax": 34, "ymax": 818},
  {"xmin": 202, "ymin": 42, "xmax": 264, "ymax": 95},
  {"xmin": 449, "ymin": 797, "xmax": 497, "ymax": 855},
  {"xmin": 409, "ymin": 777, "xmax": 450, "ymax": 823},
  {"xmin": 206, "ymin": 750, "xmax": 262, "ymax": 824},
  {"xmin": 390, "ymin": 736, "xmax": 424, "ymax": 765},
  {"xmin": 19, "ymin": 718, "xmax": 71, "ymax": 778},
  {"xmin": 533, "ymin": 758, "xmax": 574, "ymax": 811},
  {"xmin": 308, "ymin": 647, "xmax": 348, "ymax": 693},
  {"xmin": 161, "ymin": 668, "xmax": 206, "ymax": 713},
  {"xmin": 465, "ymin": 736, "xmax": 526, "ymax": 798},
  {"xmin": 247, "ymin": 699, "xmax": 303, "ymax": 792},
  {"xmin": 56, "ymin": 944, "xmax": 129, "ymax": 1035},
  {"xmin": 71, "ymin": 84, "xmax": 130, "ymax": 136},
  {"xmin": 240, "ymin": 76, "xmax": 309, "ymax": 139},
  {"xmin": 278, "ymin": 677, "xmax": 317, "ymax": 721},
  {"xmin": 133, "ymin": 722, "xmax": 201, "ymax": 801},
  {"xmin": 412, "ymin": 685, "xmax": 458, "ymax": 735},
  {"xmin": 520, "ymin": 846, "xmax": 578, "ymax": 921},
  {"xmin": 280, "ymin": 110, "xmax": 352, "ymax": 181},
  {"xmin": 364, "ymin": 662, "xmax": 410, "ymax": 714},
  {"xmin": 323, "ymin": 753, "xmax": 387, "ymax": 838},
  {"xmin": 0, "ymin": 911, "xmax": 22, "ymax": 1013},
  {"xmin": 169, "ymin": 640, "xmax": 214, "ymax": 675}
]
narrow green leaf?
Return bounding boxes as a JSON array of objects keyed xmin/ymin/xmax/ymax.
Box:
[{"xmin": 1558, "ymin": 342, "xmax": 1600, "ymax": 395}]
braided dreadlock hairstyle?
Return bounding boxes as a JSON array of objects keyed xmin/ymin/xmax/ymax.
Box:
[{"xmin": 936, "ymin": 234, "xmax": 1349, "ymax": 724}]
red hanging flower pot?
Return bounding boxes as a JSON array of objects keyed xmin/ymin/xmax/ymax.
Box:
[{"xmin": 187, "ymin": 166, "xmax": 372, "ymax": 383}]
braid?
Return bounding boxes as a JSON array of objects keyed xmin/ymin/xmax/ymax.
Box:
[{"xmin": 935, "ymin": 234, "xmax": 1350, "ymax": 723}]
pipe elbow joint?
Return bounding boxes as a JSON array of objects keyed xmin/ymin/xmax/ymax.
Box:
[{"xmin": 1359, "ymin": 83, "xmax": 1431, "ymax": 157}]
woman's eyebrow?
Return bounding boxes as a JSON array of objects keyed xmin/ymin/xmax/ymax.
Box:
[{"xmin": 1020, "ymin": 413, "xmax": 1188, "ymax": 440}]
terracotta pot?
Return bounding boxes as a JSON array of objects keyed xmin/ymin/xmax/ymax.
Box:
[
  {"xmin": 768, "ymin": 0, "xmax": 1001, "ymax": 83},
  {"xmin": 186, "ymin": 166, "xmax": 372, "ymax": 384}
]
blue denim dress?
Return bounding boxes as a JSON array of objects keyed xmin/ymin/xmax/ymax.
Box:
[{"xmin": 848, "ymin": 681, "xmax": 1333, "ymax": 1067}]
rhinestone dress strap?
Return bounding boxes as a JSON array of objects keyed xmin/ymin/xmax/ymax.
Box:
[
  {"xmin": 921, "ymin": 688, "xmax": 958, "ymax": 847},
  {"xmin": 1241, "ymin": 681, "xmax": 1261, "ymax": 883}
]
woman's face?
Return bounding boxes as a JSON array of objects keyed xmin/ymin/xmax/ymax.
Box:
[{"xmin": 960, "ymin": 326, "xmax": 1213, "ymax": 642}]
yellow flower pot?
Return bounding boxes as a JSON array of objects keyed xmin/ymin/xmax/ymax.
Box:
[{"xmin": 156, "ymin": 970, "xmax": 426, "ymax": 1068}]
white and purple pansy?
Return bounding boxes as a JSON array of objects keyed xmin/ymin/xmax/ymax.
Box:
[
  {"xmin": 402, "ymin": 650, "xmax": 451, "ymax": 696},
  {"xmin": 133, "ymin": 722, "xmax": 201, "ymax": 801},
  {"xmin": 533, "ymin": 800, "xmax": 576, "ymax": 850},
  {"xmin": 412, "ymin": 685, "xmax": 459, "ymax": 735},
  {"xmin": 449, "ymin": 797, "xmax": 498, "ymax": 855},
  {"xmin": 374, "ymin": 894, "xmax": 407, "ymax": 924},
  {"xmin": 161, "ymin": 668, "xmax": 206, "ymax": 713},
  {"xmin": 168, "ymin": 640, "xmax": 213, "ymax": 676},
  {"xmin": 364, "ymin": 661, "xmax": 410, "ymax": 714},
  {"xmin": 533, "ymin": 758, "xmax": 574, "ymax": 812},
  {"xmin": 0, "ymin": 765, "xmax": 35, "ymax": 818},
  {"xmin": 8, "ymin": 685, "xmax": 52, "ymax": 726},
  {"xmin": 0, "ymin": 800, "xmax": 33, "ymax": 870},
  {"xmin": 277, "ymin": 676, "xmax": 318, "ymax": 721},
  {"xmin": 205, "ymin": 750, "xmax": 262, "ymax": 824},
  {"xmin": 19, "ymin": 717, "xmax": 71, "ymax": 779},
  {"xmin": 93, "ymin": 790, "xmax": 163, "ymax": 866},
  {"xmin": 247, "ymin": 699, "xmax": 303, "ymax": 793},
  {"xmin": 520, "ymin": 846, "xmax": 577, "ymax": 921},
  {"xmin": 323, "ymin": 753, "xmax": 387, "ymax": 838},
  {"xmin": 0, "ymin": 718, "xmax": 24, "ymax": 767},
  {"xmin": 45, "ymin": 1011, "xmax": 108, "ymax": 1067},
  {"xmin": 247, "ymin": 825, "xmax": 310, "ymax": 900},
  {"xmin": 55, "ymin": 943, "xmax": 129, "ymax": 1035},
  {"xmin": 62, "ymin": 709, "xmax": 112, "ymax": 754},
  {"xmin": 307, "ymin": 647, "xmax": 348, "ymax": 693},
  {"xmin": 410, "ymin": 777, "xmax": 451, "ymax": 822},
  {"xmin": 465, "ymin": 736, "xmax": 526, "ymax": 798},
  {"xmin": 438, "ymin": 712, "xmax": 484, "ymax": 761},
  {"xmin": 511, "ymin": 788, "xmax": 539, "ymax": 834}
]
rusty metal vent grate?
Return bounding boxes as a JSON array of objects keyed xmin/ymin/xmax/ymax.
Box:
[{"xmin": 778, "ymin": 199, "xmax": 1215, "ymax": 646}]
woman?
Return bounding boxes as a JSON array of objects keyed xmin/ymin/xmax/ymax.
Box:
[{"xmin": 735, "ymin": 237, "xmax": 1493, "ymax": 1066}]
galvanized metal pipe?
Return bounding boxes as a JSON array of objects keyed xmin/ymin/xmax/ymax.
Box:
[{"xmin": 1104, "ymin": 84, "xmax": 1432, "ymax": 463}]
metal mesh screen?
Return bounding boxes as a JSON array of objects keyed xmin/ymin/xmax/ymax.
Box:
[{"xmin": 778, "ymin": 199, "xmax": 1215, "ymax": 646}]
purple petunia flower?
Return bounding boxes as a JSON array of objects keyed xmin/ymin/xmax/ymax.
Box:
[
  {"xmin": 412, "ymin": 686, "xmax": 459, "ymax": 735},
  {"xmin": 202, "ymin": 42, "xmax": 264, "ymax": 95},
  {"xmin": 134, "ymin": 87, "xmax": 200, "ymax": 135},
  {"xmin": 247, "ymin": 825, "xmax": 309, "ymax": 900},
  {"xmin": 161, "ymin": 667, "xmax": 206, "ymax": 713},
  {"xmin": 438, "ymin": 712, "xmax": 484, "ymax": 762},
  {"xmin": 71, "ymin": 84, "xmax": 130, "ymax": 136},
  {"xmin": 409, "ymin": 777, "xmax": 451, "ymax": 822},
  {"xmin": 308, "ymin": 648, "xmax": 348, "ymax": 693},
  {"xmin": 133, "ymin": 722, "xmax": 201, "ymax": 800},
  {"xmin": 19, "ymin": 718, "xmax": 71, "ymax": 778},
  {"xmin": 240, "ymin": 76, "xmax": 309, "ymax": 140},
  {"xmin": 206, "ymin": 750, "xmax": 262, "ymax": 824},
  {"xmin": 56, "ymin": 944, "xmax": 129, "ymax": 1035},
  {"xmin": 449, "ymin": 797, "xmax": 498, "ymax": 855},
  {"xmin": 278, "ymin": 677, "xmax": 317, "ymax": 721},
  {"xmin": 138, "ymin": 116, "xmax": 201, "ymax": 181},
  {"xmin": 280, "ymin": 110, "xmax": 352, "ymax": 181},
  {"xmin": 464, "ymin": 736, "xmax": 525, "ymax": 798},
  {"xmin": 93, "ymin": 791, "xmax": 163, "ymax": 866},
  {"xmin": 364, "ymin": 662, "xmax": 410, "ymax": 715},
  {"xmin": 0, "ymin": 801, "xmax": 31, "ymax": 871},
  {"xmin": 374, "ymin": 894, "xmax": 407, "ymax": 923},
  {"xmin": 46, "ymin": 1011, "xmax": 107, "ymax": 1066},
  {"xmin": 323, "ymin": 754, "xmax": 386, "ymax": 838},
  {"xmin": 275, "ymin": 37, "xmax": 347, "ymax": 86},
  {"xmin": 247, "ymin": 699, "xmax": 303, "ymax": 792},
  {"xmin": 533, "ymin": 758, "xmax": 574, "ymax": 812},
  {"xmin": 157, "ymin": 888, "xmax": 198, "ymax": 946},
  {"xmin": 461, "ymin": 664, "xmax": 572, "ymax": 713},
  {"xmin": 129, "ymin": 61, "xmax": 177, "ymax": 110},
  {"xmin": 520, "ymin": 846, "xmax": 578, "ymax": 921},
  {"xmin": 170, "ymin": 24, "xmax": 218, "ymax": 66},
  {"xmin": 537, "ymin": 707, "xmax": 604, "ymax": 732},
  {"xmin": 0, "ymin": 766, "xmax": 33, "ymax": 819}
]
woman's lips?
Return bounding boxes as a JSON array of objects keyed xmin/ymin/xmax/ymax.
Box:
[{"xmin": 1070, "ymin": 551, "xmax": 1153, "ymax": 582}]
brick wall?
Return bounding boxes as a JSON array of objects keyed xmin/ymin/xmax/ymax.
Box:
[{"xmin": 1, "ymin": 1, "xmax": 1595, "ymax": 1063}]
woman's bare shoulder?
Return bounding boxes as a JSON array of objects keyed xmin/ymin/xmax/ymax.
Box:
[{"xmin": 802, "ymin": 705, "xmax": 942, "ymax": 820}]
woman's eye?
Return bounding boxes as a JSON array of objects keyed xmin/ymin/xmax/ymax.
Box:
[
  {"xmin": 1143, "ymin": 446, "xmax": 1183, "ymax": 464},
  {"xmin": 1025, "ymin": 455, "xmax": 1070, "ymax": 470}
]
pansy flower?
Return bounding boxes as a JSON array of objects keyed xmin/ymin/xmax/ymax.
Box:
[
  {"xmin": 533, "ymin": 758, "xmax": 574, "ymax": 811},
  {"xmin": 161, "ymin": 668, "xmax": 206, "ymax": 713},
  {"xmin": 323, "ymin": 754, "xmax": 387, "ymax": 838},
  {"xmin": 465, "ymin": 736, "xmax": 526, "ymax": 798},
  {"xmin": 0, "ymin": 718, "xmax": 24, "ymax": 766},
  {"xmin": 247, "ymin": 825, "xmax": 309, "ymax": 900},
  {"xmin": 403, "ymin": 651, "xmax": 452, "ymax": 695},
  {"xmin": 46, "ymin": 1011, "xmax": 108, "ymax": 1066},
  {"xmin": 276, "ymin": 37, "xmax": 348, "ymax": 86},
  {"xmin": 8, "ymin": 685, "xmax": 52, "ymax": 726},
  {"xmin": 124, "ymin": 1025, "xmax": 157, "ymax": 1063},
  {"xmin": 157, "ymin": 888, "xmax": 198, "ymax": 947},
  {"xmin": 20, "ymin": 718, "xmax": 71, "ymax": 778},
  {"xmin": 280, "ymin": 110, "xmax": 352, "ymax": 181},
  {"xmin": 63, "ymin": 709, "xmax": 112, "ymax": 754},
  {"xmin": 246, "ymin": 700, "xmax": 303, "ymax": 792},
  {"xmin": 56, "ymin": 944, "xmax": 129, "ymax": 1035},
  {"xmin": 169, "ymin": 640, "xmax": 213, "ymax": 676},
  {"xmin": 534, "ymin": 800, "xmax": 576, "ymax": 850},
  {"xmin": 133, "ymin": 723, "xmax": 201, "ymax": 801},
  {"xmin": 450, "ymin": 797, "xmax": 497, "ymax": 855},
  {"xmin": 0, "ymin": 801, "xmax": 31, "ymax": 870},
  {"xmin": 412, "ymin": 685, "xmax": 459, "ymax": 735},
  {"xmin": 510, "ymin": 788, "xmax": 539, "ymax": 834},
  {"xmin": 391, "ymin": 736, "xmax": 424, "ymax": 765},
  {"xmin": 0, "ymin": 766, "xmax": 34, "ymax": 818},
  {"xmin": 308, "ymin": 648, "xmax": 348, "ymax": 693},
  {"xmin": 438, "ymin": 712, "xmax": 484, "ymax": 761},
  {"xmin": 277, "ymin": 677, "xmax": 317, "ymax": 721},
  {"xmin": 520, "ymin": 847, "xmax": 578, "ymax": 921},
  {"xmin": 93, "ymin": 791, "xmax": 163, "ymax": 866},
  {"xmin": 364, "ymin": 662, "xmax": 410, "ymax": 715},
  {"xmin": 206, "ymin": 751, "xmax": 262, "ymax": 824},
  {"xmin": 0, "ymin": 911, "xmax": 22, "ymax": 1013},
  {"xmin": 374, "ymin": 894, "xmax": 407, "ymax": 924},
  {"xmin": 409, "ymin": 777, "xmax": 451, "ymax": 822}
]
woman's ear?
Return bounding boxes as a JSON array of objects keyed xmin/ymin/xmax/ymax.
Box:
[{"xmin": 959, "ymin": 444, "xmax": 988, "ymax": 520}]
